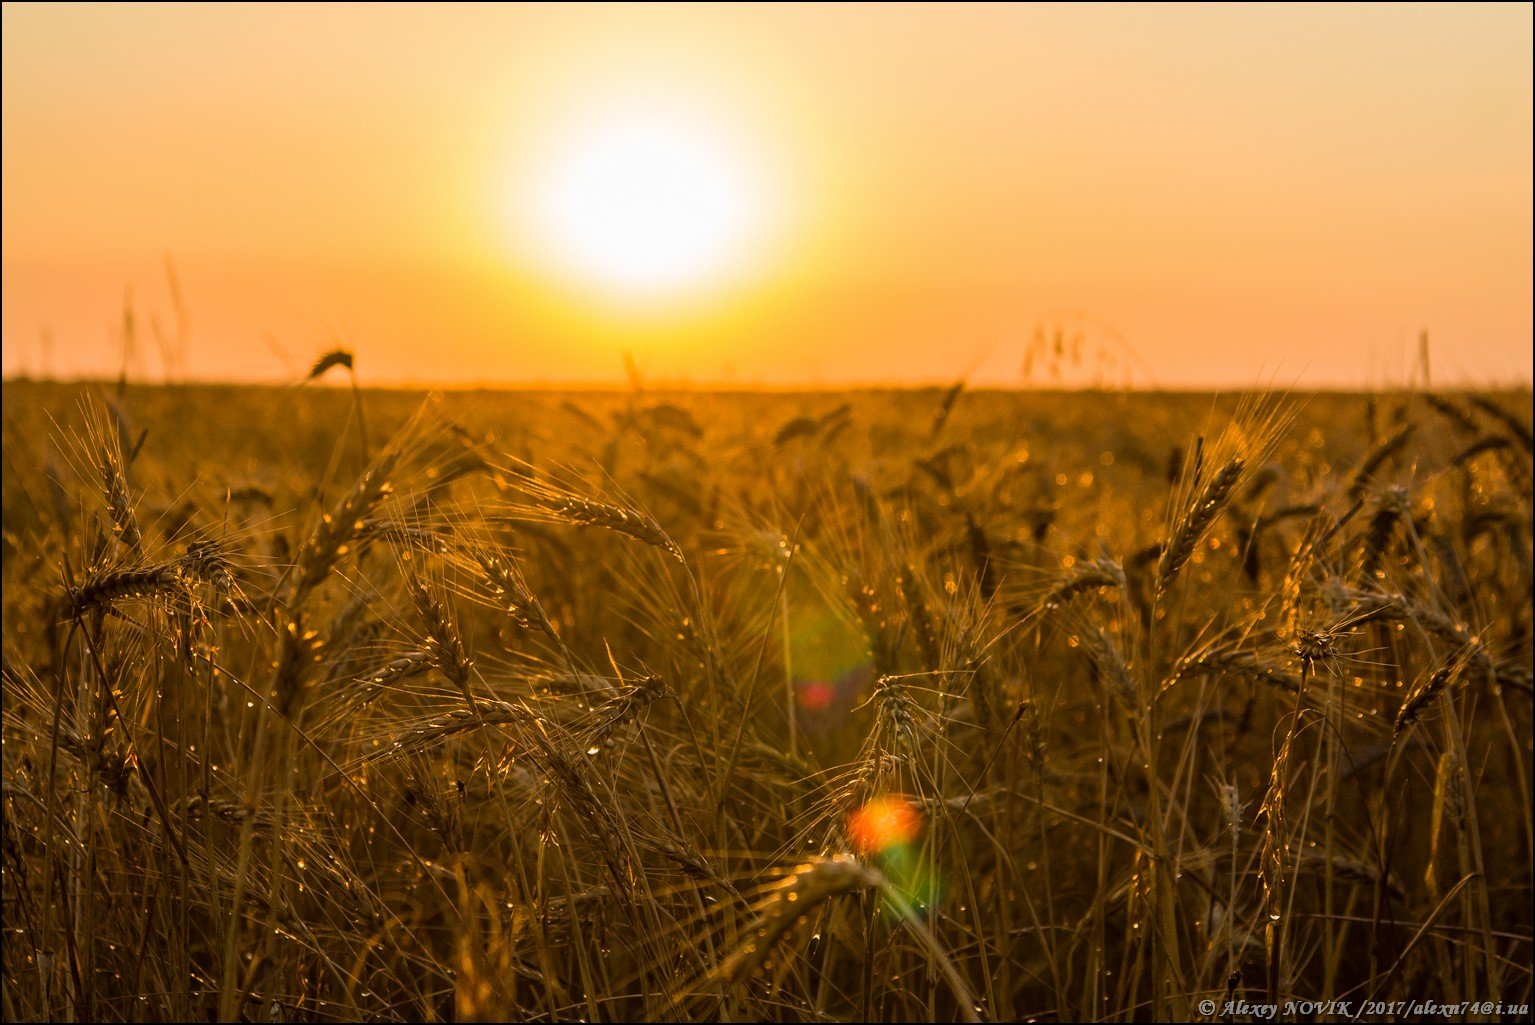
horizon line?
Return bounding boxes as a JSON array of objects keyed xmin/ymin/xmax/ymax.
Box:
[{"xmin": 4, "ymin": 374, "xmax": 1530, "ymax": 396}]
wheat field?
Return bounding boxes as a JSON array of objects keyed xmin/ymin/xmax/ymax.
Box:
[{"xmin": 1, "ymin": 380, "xmax": 1530, "ymax": 1022}]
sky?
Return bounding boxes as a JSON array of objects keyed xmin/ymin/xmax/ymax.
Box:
[{"xmin": 3, "ymin": 2, "xmax": 1531, "ymax": 389}]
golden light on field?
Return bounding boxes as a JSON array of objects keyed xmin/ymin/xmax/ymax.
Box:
[{"xmin": 514, "ymin": 100, "xmax": 776, "ymax": 306}]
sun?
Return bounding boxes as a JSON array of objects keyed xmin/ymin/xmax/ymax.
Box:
[{"xmin": 519, "ymin": 104, "xmax": 773, "ymax": 304}]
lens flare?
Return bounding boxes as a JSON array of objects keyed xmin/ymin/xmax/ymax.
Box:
[
  {"xmin": 796, "ymin": 678, "xmax": 835, "ymax": 711},
  {"xmin": 847, "ymin": 795, "xmax": 921, "ymax": 856},
  {"xmin": 848, "ymin": 795, "xmax": 941, "ymax": 917}
]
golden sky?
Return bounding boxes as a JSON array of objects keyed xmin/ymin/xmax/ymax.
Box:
[{"xmin": 3, "ymin": 3, "xmax": 1531, "ymax": 388}]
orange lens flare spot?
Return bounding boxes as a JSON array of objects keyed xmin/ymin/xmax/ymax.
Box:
[{"xmin": 847, "ymin": 796, "xmax": 921, "ymax": 855}]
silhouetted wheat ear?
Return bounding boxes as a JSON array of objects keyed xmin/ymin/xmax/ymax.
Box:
[
  {"xmin": 873, "ymin": 674, "xmax": 918, "ymax": 751},
  {"xmin": 1172, "ymin": 646, "xmax": 1301, "ymax": 694},
  {"xmin": 1035, "ymin": 557, "xmax": 1126, "ymax": 618},
  {"xmin": 67, "ymin": 564, "xmax": 184, "ymax": 618},
  {"xmin": 406, "ymin": 574, "xmax": 474, "ymax": 701},
  {"xmin": 98, "ymin": 454, "xmax": 143, "ymax": 558},
  {"xmin": 308, "ymin": 347, "xmax": 354, "ymax": 379},
  {"xmin": 1395, "ymin": 665, "xmax": 1456, "ymax": 737},
  {"xmin": 391, "ymin": 701, "xmax": 530, "ymax": 754},
  {"xmin": 1469, "ymin": 395, "xmax": 1534, "ymax": 453},
  {"xmin": 65, "ymin": 540, "xmax": 230, "ymax": 619},
  {"xmin": 272, "ymin": 613, "xmax": 324, "ymax": 715},
  {"xmin": 79, "ymin": 397, "xmax": 146, "ymax": 559},
  {"xmin": 586, "ymin": 673, "xmax": 668, "ymax": 745},
  {"xmin": 181, "ymin": 539, "xmax": 235, "ymax": 590},
  {"xmin": 1158, "ymin": 457, "xmax": 1244, "ymax": 595},
  {"xmin": 710, "ymin": 856, "xmax": 879, "ymax": 982},
  {"xmin": 1079, "ymin": 625, "xmax": 1138, "ymax": 711},
  {"xmin": 1346, "ymin": 423, "xmax": 1414, "ymax": 499},
  {"xmin": 477, "ymin": 553, "xmax": 560, "ymax": 639},
  {"xmin": 538, "ymin": 493, "xmax": 684, "ymax": 561},
  {"xmin": 1359, "ymin": 486, "xmax": 1411, "ymax": 576},
  {"xmin": 290, "ymin": 446, "xmax": 402, "ymax": 602}
]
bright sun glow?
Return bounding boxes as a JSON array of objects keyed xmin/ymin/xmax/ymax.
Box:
[{"xmin": 521, "ymin": 106, "xmax": 771, "ymax": 303}]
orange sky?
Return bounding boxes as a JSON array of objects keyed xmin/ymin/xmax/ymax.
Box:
[{"xmin": 3, "ymin": 3, "xmax": 1531, "ymax": 388}]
